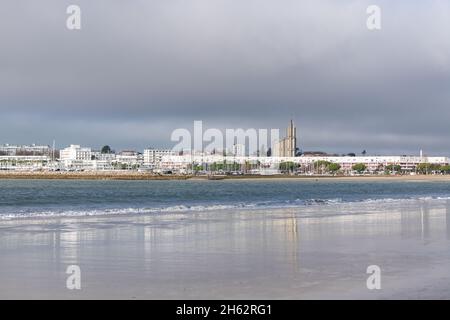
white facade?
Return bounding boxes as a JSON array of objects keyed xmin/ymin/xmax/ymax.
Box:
[
  {"xmin": 91, "ymin": 160, "xmax": 114, "ymax": 171},
  {"xmin": 59, "ymin": 145, "xmax": 92, "ymax": 167},
  {"xmin": 143, "ymin": 149, "xmax": 176, "ymax": 166},
  {"xmin": 116, "ymin": 153, "xmax": 143, "ymax": 166},
  {"xmin": 0, "ymin": 155, "xmax": 51, "ymax": 170}
]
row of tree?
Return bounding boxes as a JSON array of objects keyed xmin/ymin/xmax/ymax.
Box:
[
  {"xmin": 305, "ymin": 162, "xmax": 450, "ymax": 174},
  {"xmin": 416, "ymin": 163, "xmax": 450, "ymax": 174},
  {"xmin": 309, "ymin": 161, "xmax": 367, "ymax": 173}
]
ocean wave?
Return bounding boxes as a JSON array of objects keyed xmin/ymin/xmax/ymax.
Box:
[{"xmin": 2, "ymin": 196, "xmax": 450, "ymax": 220}]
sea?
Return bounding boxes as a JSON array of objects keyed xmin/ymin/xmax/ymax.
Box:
[{"xmin": 2, "ymin": 179, "xmax": 450, "ymax": 219}]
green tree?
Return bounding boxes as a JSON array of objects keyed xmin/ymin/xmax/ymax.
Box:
[
  {"xmin": 328, "ymin": 163, "xmax": 341, "ymax": 173},
  {"xmin": 352, "ymin": 163, "xmax": 367, "ymax": 173},
  {"xmin": 440, "ymin": 165, "xmax": 450, "ymax": 174},
  {"xmin": 279, "ymin": 161, "xmax": 297, "ymax": 171},
  {"xmin": 416, "ymin": 163, "xmax": 441, "ymax": 174},
  {"xmin": 313, "ymin": 160, "xmax": 342, "ymax": 174},
  {"xmin": 314, "ymin": 160, "xmax": 331, "ymax": 174}
]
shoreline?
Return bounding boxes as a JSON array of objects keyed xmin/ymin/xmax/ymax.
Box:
[
  {"xmin": 1, "ymin": 171, "xmax": 450, "ymax": 181},
  {"xmin": 2, "ymin": 194, "xmax": 448, "ymax": 223}
]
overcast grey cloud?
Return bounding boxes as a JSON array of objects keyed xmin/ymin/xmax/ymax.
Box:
[{"xmin": 1, "ymin": 0, "xmax": 449, "ymax": 154}]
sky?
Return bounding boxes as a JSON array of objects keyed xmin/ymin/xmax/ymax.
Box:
[{"xmin": 1, "ymin": 0, "xmax": 450, "ymax": 155}]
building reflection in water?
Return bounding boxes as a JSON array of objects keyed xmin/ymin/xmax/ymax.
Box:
[
  {"xmin": 420, "ymin": 202, "xmax": 430, "ymax": 242},
  {"xmin": 400, "ymin": 202, "xmax": 431, "ymax": 242},
  {"xmin": 272, "ymin": 211, "xmax": 299, "ymax": 273},
  {"xmin": 52, "ymin": 230, "xmax": 60, "ymax": 264},
  {"xmin": 59, "ymin": 229, "xmax": 80, "ymax": 264},
  {"xmin": 286, "ymin": 212, "xmax": 299, "ymax": 271}
]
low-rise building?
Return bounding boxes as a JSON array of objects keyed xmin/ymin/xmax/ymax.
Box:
[
  {"xmin": 0, "ymin": 144, "xmax": 50, "ymax": 156},
  {"xmin": 0, "ymin": 155, "xmax": 51, "ymax": 170},
  {"xmin": 159, "ymin": 154, "xmax": 449, "ymax": 174},
  {"xmin": 116, "ymin": 151, "xmax": 142, "ymax": 166}
]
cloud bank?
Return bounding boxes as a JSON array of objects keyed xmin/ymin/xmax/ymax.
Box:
[{"xmin": 0, "ymin": 0, "xmax": 449, "ymax": 154}]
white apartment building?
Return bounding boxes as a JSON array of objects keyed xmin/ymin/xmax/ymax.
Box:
[
  {"xmin": 143, "ymin": 149, "xmax": 176, "ymax": 167},
  {"xmin": 59, "ymin": 145, "xmax": 92, "ymax": 168},
  {"xmin": 60, "ymin": 145, "xmax": 92, "ymax": 161}
]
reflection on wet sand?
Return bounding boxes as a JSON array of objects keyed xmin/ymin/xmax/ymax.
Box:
[
  {"xmin": 1, "ymin": 199, "xmax": 450, "ymax": 299},
  {"xmin": 399, "ymin": 201, "xmax": 448, "ymax": 243}
]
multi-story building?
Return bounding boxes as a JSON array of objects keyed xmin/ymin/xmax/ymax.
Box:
[
  {"xmin": 60, "ymin": 145, "xmax": 92, "ymax": 161},
  {"xmin": 143, "ymin": 149, "xmax": 175, "ymax": 167},
  {"xmin": 59, "ymin": 145, "xmax": 92, "ymax": 168}
]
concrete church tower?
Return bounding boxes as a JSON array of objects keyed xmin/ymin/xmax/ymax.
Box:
[{"xmin": 274, "ymin": 120, "xmax": 297, "ymax": 157}]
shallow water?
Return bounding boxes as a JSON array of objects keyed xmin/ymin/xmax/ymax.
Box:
[{"xmin": 2, "ymin": 179, "xmax": 450, "ymax": 219}]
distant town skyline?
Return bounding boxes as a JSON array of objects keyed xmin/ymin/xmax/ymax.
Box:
[
  {"xmin": 0, "ymin": 136, "xmax": 447, "ymax": 157},
  {"xmin": 1, "ymin": 1, "xmax": 450, "ymax": 155},
  {"xmin": 0, "ymin": 118, "xmax": 448, "ymax": 157}
]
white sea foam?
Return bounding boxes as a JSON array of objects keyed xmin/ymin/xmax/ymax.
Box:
[{"xmin": 2, "ymin": 195, "xmax": 450, "ymax": 220}]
